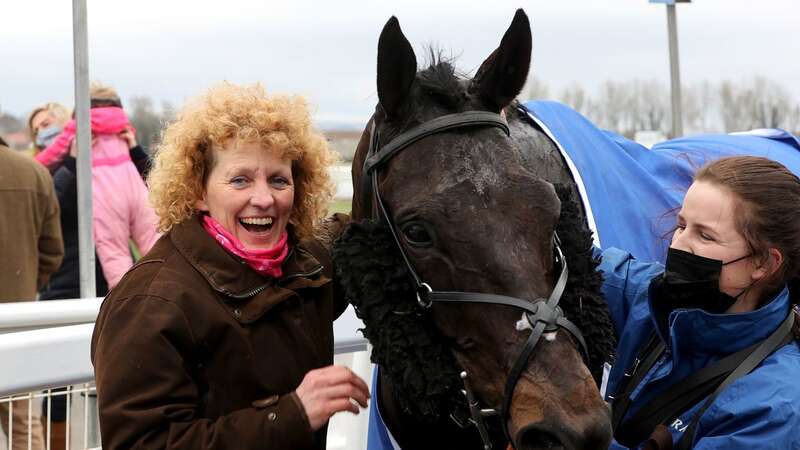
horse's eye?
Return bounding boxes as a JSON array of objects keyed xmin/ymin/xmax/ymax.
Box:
[{"xmin": 401, "ymin": 223, "xmax": 432, "ymax": 246}]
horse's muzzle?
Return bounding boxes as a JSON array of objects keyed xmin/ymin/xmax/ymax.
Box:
[{"xmin": 513, "ymin": 413, "xmax": 611, "ymax": 450}]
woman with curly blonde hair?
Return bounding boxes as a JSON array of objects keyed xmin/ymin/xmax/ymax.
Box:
[{"xmin": 91, "ymin": 82, "xmax": 369, "ymax": 450}]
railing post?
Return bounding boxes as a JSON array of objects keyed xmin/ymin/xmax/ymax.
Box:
[
  {"xmin": 72, "ymin": 0, "xmax": 96, "ymax": 300},
  {"xmin": 72, "ymin": 1, "xmax": 100, "ymax": 441}
]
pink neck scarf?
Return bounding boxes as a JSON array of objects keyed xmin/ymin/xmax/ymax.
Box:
[{"xmin": 201, "ymin": 214, "xmax": 289, "ymax": 278}]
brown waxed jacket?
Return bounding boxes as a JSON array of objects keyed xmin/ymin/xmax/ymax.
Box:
[
  {"xmin": 91, "ymin": 214, "xmax": 350, "ymax": 450},
  {"xmin": 0, "ymin": 145, "xmax": 63, "ymax": 301}
]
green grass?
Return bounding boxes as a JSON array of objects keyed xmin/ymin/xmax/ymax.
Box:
[
  {"xmin": 131, "ymin": 241, "xmax": 141, "ymax": 261},
  {"xmin": 329, "ymin": 198, "xmax": 352, "ymax": 215}
]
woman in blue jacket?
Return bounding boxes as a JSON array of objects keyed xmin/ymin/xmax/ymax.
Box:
[{"xmin": 601, "ymin": 156, "xmax": 800, "ymax": 450}]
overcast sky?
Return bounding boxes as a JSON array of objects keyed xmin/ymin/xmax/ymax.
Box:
[{"xmin": 1, "ymin": 0, "xmax": 797, "ymax": 127}]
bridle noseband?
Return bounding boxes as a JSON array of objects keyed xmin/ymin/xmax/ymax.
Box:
[{"xmin": 361, "ymin": 110, "xmax": 589, "ymax": 449}]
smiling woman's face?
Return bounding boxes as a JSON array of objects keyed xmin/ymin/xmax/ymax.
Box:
[{"xmin": 196, "ymin": 140, "xmax": 294, "ymax": 250}]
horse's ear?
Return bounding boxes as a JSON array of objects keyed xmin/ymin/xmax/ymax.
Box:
[
  {"xmin": 377, "ymin": 17, "xmax": 417, "ymax": 119},
  {"xmin": 471, "ymin": 9, "xmax": 532, "ymax": 112}
]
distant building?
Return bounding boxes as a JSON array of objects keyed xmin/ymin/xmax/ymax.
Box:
[
  {"xmin": 2, "ymin": 131, "xmax": 32, "ymax": 152},
  {"xmin": 0, "ymin": 111, "xmax": 31, "ymax": 152},
  {"xmin": 324, "ymin": 130, "xmax": 362, "ymax": 161}
]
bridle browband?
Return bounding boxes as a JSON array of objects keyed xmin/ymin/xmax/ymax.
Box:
[{"xmin": 361, "ymin": 110, "xmax": 589, "ymax": 449}]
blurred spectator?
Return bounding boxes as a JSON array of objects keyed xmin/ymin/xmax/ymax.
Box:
[
  {"xmin": 27, "ymin": 102, "xmax": 70, "ymax": 156},
  {"xmin": 82, "ymin": 82, "xmax": 160, "ymax": 287},
  {"xmin": 0, "ymin": 139, "xmax": 63, "ymax": 450},
  {"xmin": 37, "ymin": 82, "xmax": 158, "ymax": 294}
]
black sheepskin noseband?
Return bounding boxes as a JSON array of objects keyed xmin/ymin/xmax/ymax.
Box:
[
  {"xmin": 551, "ymin": 184, "xmax": 617, "ymax": 382},
  {"xmin": 333, "ymin": 219, "xmax": 462, "ymax": 421},
  {"xmin": 332, "ymin": 185, "xmax": 617, "ymax": 422}
]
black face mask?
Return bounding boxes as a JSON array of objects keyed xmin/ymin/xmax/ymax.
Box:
[{"xmin": 649, "ymin": 248, "xmax": 751, "ymax": 334}]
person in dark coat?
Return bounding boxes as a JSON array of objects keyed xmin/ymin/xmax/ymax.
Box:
[{"xmin": 91, "ymin": 82, "xmax": 369, "ymax": 450}]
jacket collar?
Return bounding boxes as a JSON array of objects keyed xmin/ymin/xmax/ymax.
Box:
[
  {"xmin": 650, "ymin": 285, "xmax": 791, "ymax": 357},
  {"xmin": 171, "ymin": 216, "xmax": 326, "ymax": 298}
]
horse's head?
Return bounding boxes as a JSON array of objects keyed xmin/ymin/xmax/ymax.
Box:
[{"xmin": 348, "ymin": 10, "xmax": 612, "ymax": 450}]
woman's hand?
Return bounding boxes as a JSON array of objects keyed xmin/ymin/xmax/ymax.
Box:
[
  {"xmin": 295, "ymin": 365, "xmax": 370, "ymax": 431},
  {"xmin": 120, "ymin": 127, "xmax": 138, "ymax": 149}
]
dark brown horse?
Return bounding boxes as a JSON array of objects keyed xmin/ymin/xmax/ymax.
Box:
[{"xmin": 338, "ymin": 9, "xmax": 614, "ymax": 450}]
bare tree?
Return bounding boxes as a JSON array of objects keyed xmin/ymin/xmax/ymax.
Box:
[
  {"xmin": 631, "ymin": 79, "xmax": 669, "ymax": 135},
  {"xmin": 161, "ymin": 101, "xmax": 176, "ymax": 125},
  {"xmin": 720, "ymin": 77, "xmax": 796, "ymax": 132},
  {"xmin": 786, "ymin": 104, "xmax": 800, "ymax": 135},
  {"xmin": 518, "ymin": 75, "xmax": 799, "ymax": 137},
  {"xmin": 128, "ymin": 96, "xmax": 168, "ymax": 151},
  {"xmin": 588, "ymin": 81, "xmax": 632, "ymax": 135},
  {"xmin": 520, "ymin": 76, "xmax": 550, "ymax": 101},
  {"xmin": 683, "ymin": 81, "xmax": 719, "ymax": 134},
  {"xmin": 559, "ymin": 82, "xmax": 590, "ymax": 116}
]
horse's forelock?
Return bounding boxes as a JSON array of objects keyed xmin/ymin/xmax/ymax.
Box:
[{"xmin": 413, "ymin": 49, "xmax": 469, "ymax": 113}]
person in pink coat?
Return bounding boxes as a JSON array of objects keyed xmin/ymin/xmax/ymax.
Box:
[{"xmin": 35, "ymin": 87, "xmax": 159, "ymax": 288}]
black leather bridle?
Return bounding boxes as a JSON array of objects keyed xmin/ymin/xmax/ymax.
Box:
[{"xmin": 360, "ymin": 110, "xmax": 590, "ymax": 449}]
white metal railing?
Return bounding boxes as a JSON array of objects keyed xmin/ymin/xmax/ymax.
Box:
[
  {"xmin": 0, "ymin": 325, "xmax": 94, "ymax": 399},
  {"xmin": 0, "ymin": 384, "xmax": 100, "ymax": 450},
  {"xmin": 0, "ymin": 299, "xmax": 367, "ymax": 396},
  {"xmin": 0, "ymin": 300, "xmax": 371, "ymax": 450},
  {"xmin": 0, "ymin": 299, "xmax": 102, "ymax": 335}
]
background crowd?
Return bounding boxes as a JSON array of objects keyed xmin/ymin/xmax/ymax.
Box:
[{"xmin": 0, "ymin": 82, "xmax": 159, "ymax": 450}]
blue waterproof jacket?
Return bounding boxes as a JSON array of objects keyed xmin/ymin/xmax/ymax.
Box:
[{"xmin": 599, "ymin": 247, "xmax": 800, "ymax": 449}]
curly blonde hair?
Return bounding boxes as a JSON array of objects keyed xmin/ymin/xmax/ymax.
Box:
[{"xmin": 148, "ymin": 82, "xmax": 337, "ymax": 241}]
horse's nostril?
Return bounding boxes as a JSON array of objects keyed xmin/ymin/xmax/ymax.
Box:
[{"xmin": 516, "ymin": 425, "xmax": 565, "ymax": 450}]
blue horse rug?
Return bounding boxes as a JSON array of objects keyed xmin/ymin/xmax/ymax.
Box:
[
  {"xmin": 522, "ymin": 100, "xmax": 800, "ymax": 263},
  {"xmin": 366, "ymin": 101, "xmax": 800, "ymax": 450}
]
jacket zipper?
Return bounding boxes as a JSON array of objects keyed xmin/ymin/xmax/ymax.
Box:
[
  {"xmin": 227, "ymin": 283, "xmax": 270, "ymax": 299},
  {"xmin": 222, "ymin": 265, "xmax": 324, "ymax": 299},
  {"xmin": 279, "ymin": 265, "xmax": 324, "ymax": 284}
]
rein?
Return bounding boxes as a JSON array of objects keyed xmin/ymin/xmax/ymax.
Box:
[{"xmin": 360, "ymin": 111, "xmax": 590, "ymax": 449}]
